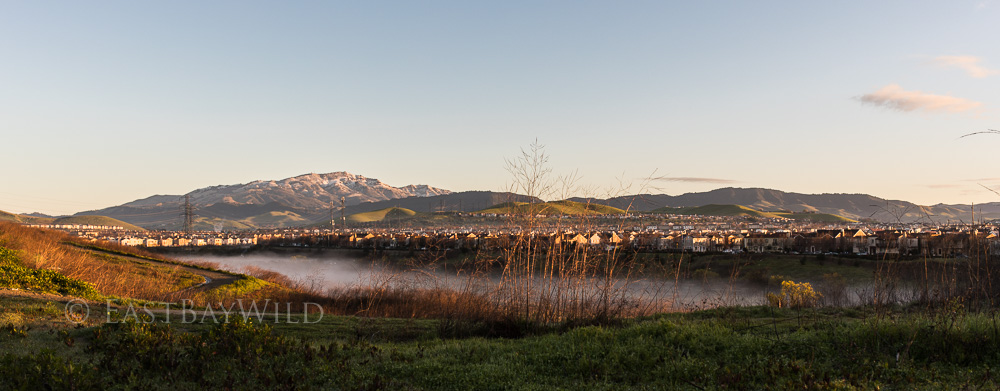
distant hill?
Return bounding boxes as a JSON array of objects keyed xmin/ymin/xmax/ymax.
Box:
[
  {"xmin": 0, "ymin": 210, "xmax": 21, "ymax": 222},
  {"xmin": 655, "ymin": 204, "xmax": 775, "ymax": 218},
  {"xmin": 654, "ymin": 204, "xmax": 855, "ymax": 222},
  {"xmin": 478, "ymin": 200, "xmax": 626, "ymax": 215},
  {"xmin": 772, "ymin": 212, "xmax": 856, "ymax": 223},
  {"xmin": 51, "ymin": 216, "xmax": 146, "ymax": 231},
  {"xmin": 0, "ymin": 210, "xmax": 56, "ymax": 225},
  {"xmin": 572, "ymin": 188, "xmax": 995, "ymax": 223}
]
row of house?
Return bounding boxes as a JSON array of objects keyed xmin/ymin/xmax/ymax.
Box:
[
  {"xmin": 27, "ymin": 224, "xmax": 126, "ymax": 230},
  {"xmin": 105, "ymin": 235, "xmax": 258, "ymax": 247},
  {"xmin": 252, "ymin": 228, "xmax": 1000, "ymax": 257}
]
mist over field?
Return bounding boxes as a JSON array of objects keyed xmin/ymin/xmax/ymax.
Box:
[
  {"xmin": 176, "ymin": 252, "xmax": 372, "ymax": 291},
  {"xmin": 176, "ymin": 251, "xmax": 783, "ymax": 309}
]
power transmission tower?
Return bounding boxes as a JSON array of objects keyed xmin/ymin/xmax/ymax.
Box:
[
  {"xmin": 329, "ymin": 202, "xmax": 336, "ymax": 229},
  {"xmin": 182, "ymin": 195, "xmax": 196, "ymax": 233},
  {"xmin": 340, "ymin": 196, "xmax": 346, "ymax": 230}
]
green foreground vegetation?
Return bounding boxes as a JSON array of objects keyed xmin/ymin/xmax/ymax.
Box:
[{"xmin": 4, "ymin": 297, "xmax": 1000, "ymax": 390}]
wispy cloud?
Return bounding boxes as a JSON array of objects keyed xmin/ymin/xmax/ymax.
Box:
[
  {"xmin": 657, "ymin": 177, "xmax": 738, "ymax": 184},
  {"xmin": 857, "ymin": 84, "xmax": 981, "ymax": 113},
  {"xmin": 925, "ymin": 184, "xmax": 961, "ymax": 189},
  {"xmin": 933, "ymin": 56, "xmax": 999, "ymax": 78}
]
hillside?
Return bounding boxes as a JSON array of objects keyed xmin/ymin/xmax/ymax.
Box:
[
  {"xmin": 655, "ymin": 204, "xmax": 776, "ymax": 218},
  {"xmin": 0, "ymin": 210, "xmax": 21, "ymax": 222},
  {"xmin": 572, "ymin": 188, "xmax": 995, "ymax": 223},
  {"xmin": 347, "ymin": 207, "xmax": 419, "ymax": 223},
  {"xmin": 653, "ymin": 204, "xmax": 855, "ymax": 222},
  {"xmin": 0, "ymin": 210, "xmax": 56, "ymax": 225},
  {"xmin": 478, "ymin": 200, "xmax": 626, "ymax": 215}
]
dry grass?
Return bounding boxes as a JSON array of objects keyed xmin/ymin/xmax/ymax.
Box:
[{"xmin": 0, "ymin": 222, "xmax": 201, "ymax": 301}]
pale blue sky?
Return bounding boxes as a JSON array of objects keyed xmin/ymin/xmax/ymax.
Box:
[{"xmin": 2, "ymin": 1, "xmax": 999, "ymax": 215}]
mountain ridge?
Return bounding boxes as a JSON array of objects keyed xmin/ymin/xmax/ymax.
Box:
[
  {"xmin": 570, "ymin": 187, "xmax": 999, "ymax": 223},
  {"xmin": 69, "ymin": 176, "xmax": 1000, "ymax": 229}
]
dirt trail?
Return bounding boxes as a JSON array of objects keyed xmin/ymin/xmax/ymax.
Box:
[{"xmin": 76, "ymin": 247, "xmax": 242, "ymax": 294}]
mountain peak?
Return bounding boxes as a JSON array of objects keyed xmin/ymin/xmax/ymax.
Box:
[{"xmin": 120, "ymin": 172, "xmax": 450, "ymax": 211}]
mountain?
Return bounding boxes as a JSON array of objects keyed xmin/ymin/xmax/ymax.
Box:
[
  {"xmin": 161, "ymin": 172, "xmax": 450, "ymax": 209},
  {"xmin": 572, "ymin": 188, "xmax": 999, "ymax": 223},
  {"xmin": 76, "ymin": 172, "xmax": 452, "ymax": 229},
  {"xmin": 72, "ymin": 177, "xmax": 1000, "ymax": 229}
]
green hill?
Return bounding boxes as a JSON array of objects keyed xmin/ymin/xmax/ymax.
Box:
[
  {"xmin": 655, "ymin": 204, "xmax": 776, "ymax": 218},
  {"xmin": 52, "ymin": 216, "xmax": 146, "ymax": 231},
  {"xmin": 477, "ymin": 200, "xmax": 626, "ymax": 215},
  {"xmin": 348, "ymin": 207, "xmax": 419, "ymax": 223},
  {"xmin": 653, "ymin": 204, "xmax": 855, "ymax": 222}
]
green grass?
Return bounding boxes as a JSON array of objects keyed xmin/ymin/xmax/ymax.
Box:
[
  {"xmin": 88, "ymin": 252, "xmax": 204, "ymax": 292},
  {"xmin": 4, "ymin": 304, "xmax": 1000, "ymax": 390},
  {"xmin": 52, "ymin": 215, "xmax": 146, "ymax": 231},
  {"xmin": 0, "ymin": 247, "xmax": 100, "ymax": 300},
  {"xmin": 477, "ymin": 200, "xmax": 626, "ymax": 215},
  {"xmin": 203, "ymin": 275, "xmax": 272, "ymax": 297}
]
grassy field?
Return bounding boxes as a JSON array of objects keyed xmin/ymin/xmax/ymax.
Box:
[{"xmin": 4, "ymin": 292, "xmax": 1000, "ymax": 390}]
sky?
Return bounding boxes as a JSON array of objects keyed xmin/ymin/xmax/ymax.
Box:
[{"xmin": 2, "ymin": 1, "xmax": 999, "ymax": 216}]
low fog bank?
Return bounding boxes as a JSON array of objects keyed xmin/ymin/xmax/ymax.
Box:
[
  {"xmin": 175, "ymin": 252, "xmax": 374, "ymax": 291},
  {"xmin": 178, "ymin": 253, "xmax": 914, "ymax": 310},
  {"xmin": 176, "ymin": 252, "xmax": 785, "ymax": 309}
]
